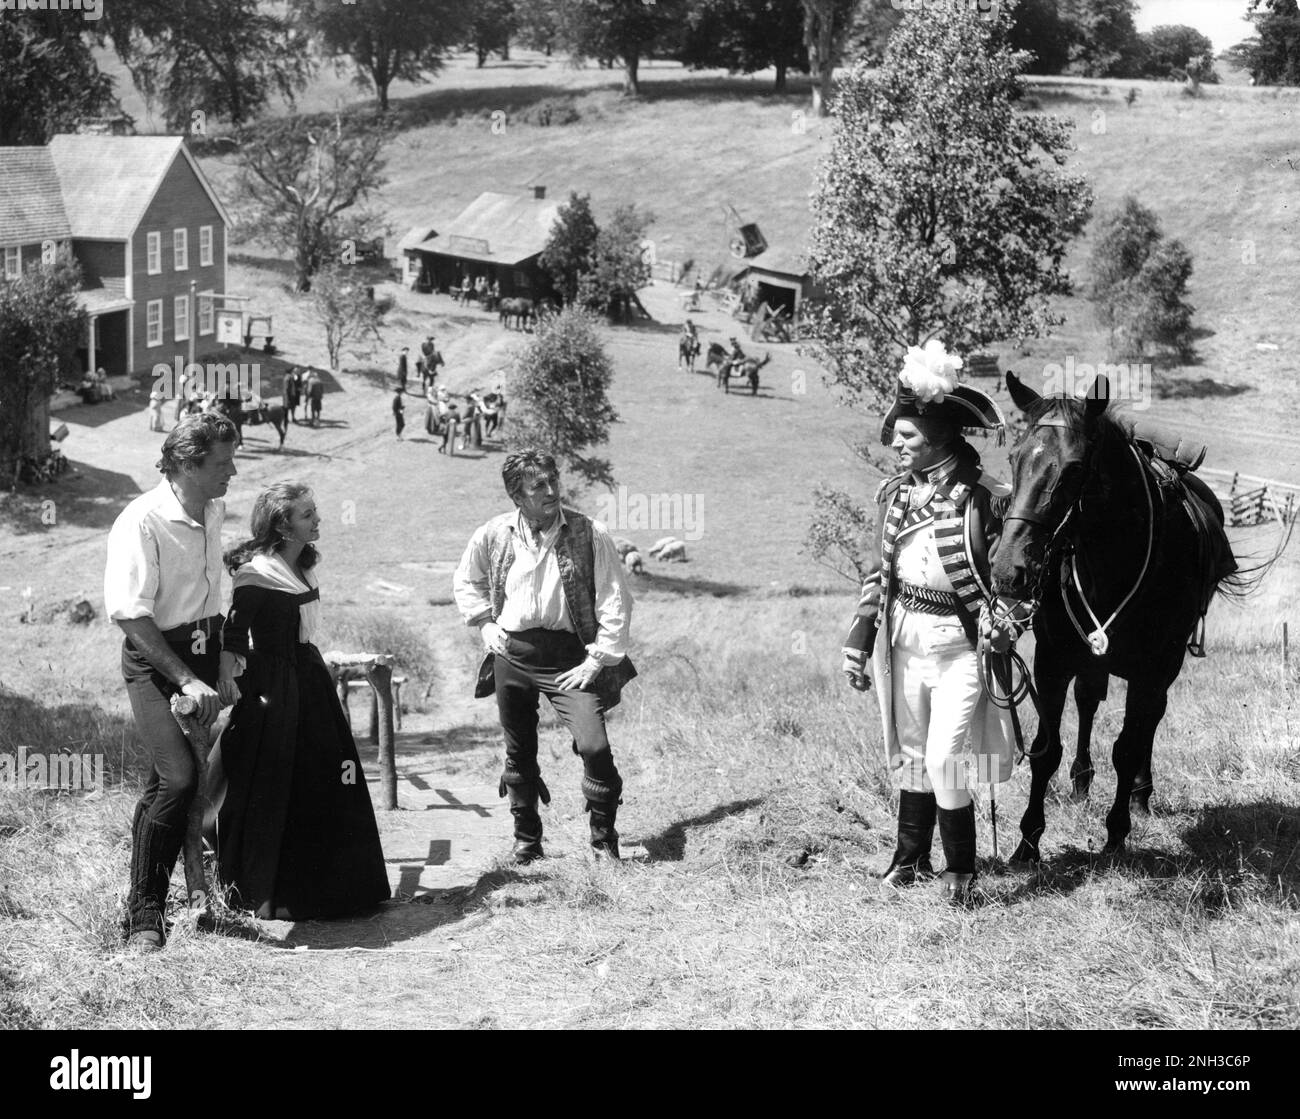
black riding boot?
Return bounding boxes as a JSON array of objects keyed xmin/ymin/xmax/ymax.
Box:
[
  {"xmin": 501, "ymin": 773, "xmax": 550, "ymax": 864},
  {"xmin": 881, "ymin": 790, "xmax": 937, "ymax": 888},
  {"xmin": 937, "ymin": 803, "xmax": 977, "ymax": 905},
  {"xmin": 582, "ymin": 775, "xmax": 623, "ymax": 860},
  {"xmin": 124, "ymin": 807, "xmax": 184, "ymax": 948}
]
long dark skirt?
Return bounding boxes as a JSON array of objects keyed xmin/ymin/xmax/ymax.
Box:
[{"xmin": 210, "ymin": 643, "xmax": 389, "ymax": 920}]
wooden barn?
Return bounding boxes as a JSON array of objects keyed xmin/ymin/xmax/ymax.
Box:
[
  {"xmin": 737, "ymin": 245, "xmax": 820, "ymax": 323},
  {"xmin": 403, "ymin": 187, "xmax": 560, "ymax": 298}
]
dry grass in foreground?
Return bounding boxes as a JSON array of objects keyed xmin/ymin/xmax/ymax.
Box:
[{"xmin": 2, "ymin": 595, "xmax": 1297, "ymax": 1030}]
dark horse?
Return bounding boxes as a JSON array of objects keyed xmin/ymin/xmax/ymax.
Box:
[
  {"xmin": 991, "ymin": 372, "xmax": 1245, "ymax": 858},
  {"xmin": 498, "ymin": 297, "xmax": 534, "ymax": 331},
  {"xmin": 242, "ymin": 401, "xmax": 290, "ymax": 450}
]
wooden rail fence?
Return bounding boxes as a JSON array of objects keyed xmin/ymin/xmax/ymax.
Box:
[{"xmin": 1200, "ymin": 467, "xmax": 1300, "ymax": 528}]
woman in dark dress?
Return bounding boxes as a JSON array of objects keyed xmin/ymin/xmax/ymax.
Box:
[{"xmin": 212, "ymin": 482, "xmax": 389, "ymax": 919}]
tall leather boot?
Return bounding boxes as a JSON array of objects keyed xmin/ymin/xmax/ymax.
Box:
[
  {"xmin": 500, "ymin": 772, "xmax": 550, "ymax": 864},
  {"xmin": 124, "ymin": 808, "xmax": 184, "ymax": 949},
  {"xmin": 881, "ymin": 790, "xmax": 937, "ymax": 888},
  {"xmin": 937, "ymin": 803, "xmax": 977, "ymax": 906},
  {"xmin": 582, "ymin": 774, "xmax": 623, "ymax": 861}
]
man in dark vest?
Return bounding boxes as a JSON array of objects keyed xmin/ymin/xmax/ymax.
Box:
[{"xmin": 453, "ymin": 450, "xmax": 636, "ymax": 862}]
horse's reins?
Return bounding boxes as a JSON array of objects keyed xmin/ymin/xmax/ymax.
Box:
[
  {"xmin": 1058, "ymin": 441, "xmax": 1156, "ymax": 657},
  {"xmin": 985, "ymin": 423, "xmax": 1156, "ymax": 764}
]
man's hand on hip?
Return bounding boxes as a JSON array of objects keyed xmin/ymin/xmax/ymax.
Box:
[{"xmin": 556, "ymin": 657, "xmax": 603, "ymax": 691}]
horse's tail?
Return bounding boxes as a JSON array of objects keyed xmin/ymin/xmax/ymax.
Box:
[{"xmin": 1217, "ymin": 513, "xmax": 1295, "ymax": 601}]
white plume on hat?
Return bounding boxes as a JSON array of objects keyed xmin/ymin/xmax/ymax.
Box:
[{"xmin": 899, "ymin": 340, "xmax": 964, "ymax": 404}]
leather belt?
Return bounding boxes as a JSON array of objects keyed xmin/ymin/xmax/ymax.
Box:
[
  {"xmin": 159, "ymin": 615, "xmax": 224, "ymax": 643},
  {"xmin": 895, "ymin": 583, "xmax": 959, "ymax": 616}
]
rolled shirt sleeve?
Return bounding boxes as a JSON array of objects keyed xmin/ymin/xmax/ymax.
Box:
[
  {"xmin": 104, "ymin": 515, "xmax": 159, "ymax": 621},
  {"xmin": 586, "ymin": 522, "xmax": 632, "ymax": 666},
  {"xmin": 452, "ymin": 525, "xmax": 494, "ymax": 627}
]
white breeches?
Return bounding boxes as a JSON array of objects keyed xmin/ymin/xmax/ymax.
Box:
[{"xmin": 889, "ymin": 610, "xmax": 980, "ymax": 810}]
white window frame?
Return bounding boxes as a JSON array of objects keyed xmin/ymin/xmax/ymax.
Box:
[
  {"xmin": 174, "ymin": 294, "xmax": 190, "ymax": 342},
  {"xmin": 4, "ymin": 246, "xmax": 21, "ymax": 279},
  {"xmin": 198, "ymin": 293, "xmax": 214, "ymax": 336},
  {"xmin": 146, "ymin": 299, "xmax": 163, "ymax": 347},
  {"xmin": 199, "ymin": 225, "xmax": 213, "ymax": 267},
  {"xmin": 146, "ymin": 232, "xmax": 161, "ymax": 275},
  {"xmin": 173, "ymin": 228, "xmax": 188, "ymax": 271}
]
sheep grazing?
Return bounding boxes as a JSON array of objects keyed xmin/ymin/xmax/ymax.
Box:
[
  {"xmin": 624, "ymin": 550, "xmax": 645, "ymax": 575},
  {"xmin": 648, "ymin": 536, "xmax": 680, "ymax": 558},
  {"xmin": 613, "ymin": 536, "xmax": 637, "ymax": 559},
  {"xmin": 655, "ymin": 540, "xmax": 687, "ymax": 562}
]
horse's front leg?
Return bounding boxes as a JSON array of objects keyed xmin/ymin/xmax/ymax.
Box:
[
  {"xmin": 1012, "ymin": 649, "xmax": 1070, "ymax": 864},
  {"xmin": 1104, "ymin": 686, "xmax": 1168, "ymax": 854},
  {"xmin": 1070, "ymin": 667, "xmax": 1108, "ymax": 801}
]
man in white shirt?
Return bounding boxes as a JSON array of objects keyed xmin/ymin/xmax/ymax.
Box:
[
  {"xmin": 454, "ymin": 450, "xmax": 636, "ymax": 862},
  {"xmin": 104, "ymin": 412, "xmax": 238, "ymax": 950}
]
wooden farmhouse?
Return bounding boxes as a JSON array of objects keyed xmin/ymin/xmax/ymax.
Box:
[{"xmin": 0, "ymin": 135, "xmax": 230, "ymax": 378}]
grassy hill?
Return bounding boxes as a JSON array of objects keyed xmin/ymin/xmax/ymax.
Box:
[{"xmin": 1, "ymin": 53, "xmax": 1298, "ymax": 1032}]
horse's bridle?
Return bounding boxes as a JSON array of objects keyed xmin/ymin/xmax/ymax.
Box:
[{"xmin": 998, "ymin": 419, "xmax": 1156, "ymax": 657}]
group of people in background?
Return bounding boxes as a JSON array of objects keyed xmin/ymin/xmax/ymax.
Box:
[
  {"xmin": 281, "ymin": 367, "xmax": 324, "ymax": 427},
  {"xmin": 389, "ymin": 336, "xmax": 505, "ymax": 452}
]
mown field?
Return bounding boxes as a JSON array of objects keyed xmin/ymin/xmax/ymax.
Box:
[{"xmin": 1, "ymin": 52, "xmax": 1298, "ymax": 1031}]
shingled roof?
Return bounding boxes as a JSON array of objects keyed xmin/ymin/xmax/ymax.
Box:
[
  {"xmin": 0, "ymin": 148, "xmax": 72, "ymax": 246},
  {"xmin": 46, "ymin": 135, "xmax": 231, "ymax": 240},
  {"xmin": 414, "ymin": 192, "xmax": 560, "ymax": 266}
]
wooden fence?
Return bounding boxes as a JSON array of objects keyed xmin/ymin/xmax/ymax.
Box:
[{"xmin": 1200, "ymin": 467, "xmax": 1300, "ymax": 528}]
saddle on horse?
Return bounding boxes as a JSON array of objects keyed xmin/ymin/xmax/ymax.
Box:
[{"xmin": 1115, "ymin": 415, "xmax": 1237, "ymax": 652}]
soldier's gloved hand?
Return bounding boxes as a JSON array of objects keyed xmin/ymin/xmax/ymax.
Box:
[
  {"xmin": 842, "ymin": 649, "xmax": 871, "ymax": 692},
  {"xmin": 979, "ymin": 604, "xmax": 1014, "ymax": 654},
  {"xmin": 480, "ymin": 621, "xmax": 508, "ymax": 656}
]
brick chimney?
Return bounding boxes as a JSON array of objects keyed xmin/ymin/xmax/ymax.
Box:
[{"xmin": 533, "ymin": 185, "xmax": 546, "ymax": 200}]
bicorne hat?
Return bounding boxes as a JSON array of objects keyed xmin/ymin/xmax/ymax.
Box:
[{"xmin": 880, "ymin": 340, "xmax": 1005, "ymax": 445}]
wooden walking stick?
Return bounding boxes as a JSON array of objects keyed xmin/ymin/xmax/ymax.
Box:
[{"xmin": 170, "ymin": 695, "xmax": 212, "ymax": 910}]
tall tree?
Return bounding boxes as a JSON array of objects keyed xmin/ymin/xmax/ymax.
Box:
[
  {"xmin": 1008, "ymin": 0, "xmax": 1073, "ymax": 75},
  {"xmin": 801, "ymin": 0, "xmax": 858, "ymax": 118},
  {"xmin": 313, "ymin": 264, "xmax": 388, "ymax": 371},
  {"xmin": 541, "ymin": 193, "xmax": 601, "ymax": 305},
  {"xmin": 552, "ymin": 0, "xmax": 682, "ymax": 96},
  {"xmin": 678, "ymin": 0, "xmax": 809, "ymax": 92},
  {"xmin": 294, "ymin": 0, "xmax": 467, "ymax": 111},
  {"xmin": 1139, "ymin": 25, "xmax": 1216, "ymax": 79},
  {"xmin": 1241, "ymin": 0, "xmax": 1300, "ymax": 85},
  {"xmin": 0, "ymin": 14, "xmax": 120, "ymax": 146},
  {"xmin": 1059, "ymin": 0, "xmax": 1144, "ymax": 78},
  {"xmin": 464, "ymin": 0, "xmax": 517, "ymax": 67},
  {"xmin": 105, "ymin": 0, "xmax": 315, "ymax": 130},
  {"xmin": 805, "ymin": 3, "xmax": 1092, "ymax": 409},
  {"xmin": 578, "ymin": 204, "xmax": 654, "ymax": 321},
  {"xmin": 842, "ymin": 0, "xmax": 904, "ymax": 67},
  {"xmin": 507, "ymin": 306, "xmax": 619, "ymax": 492},
  {"xmin": 0, "ymin": 253, "xmax": 86, "ymax": 479},
  {"xmin": 1088, "ymin": 196, "xmax": 1196, "ymax": 360},
  {"xmin": 515, "ymin": 0, "xmax": 562, "ymax": 56},
  {"xmin": 236, "ymin": 115, "xmax": 390, "ymax": 293}
]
